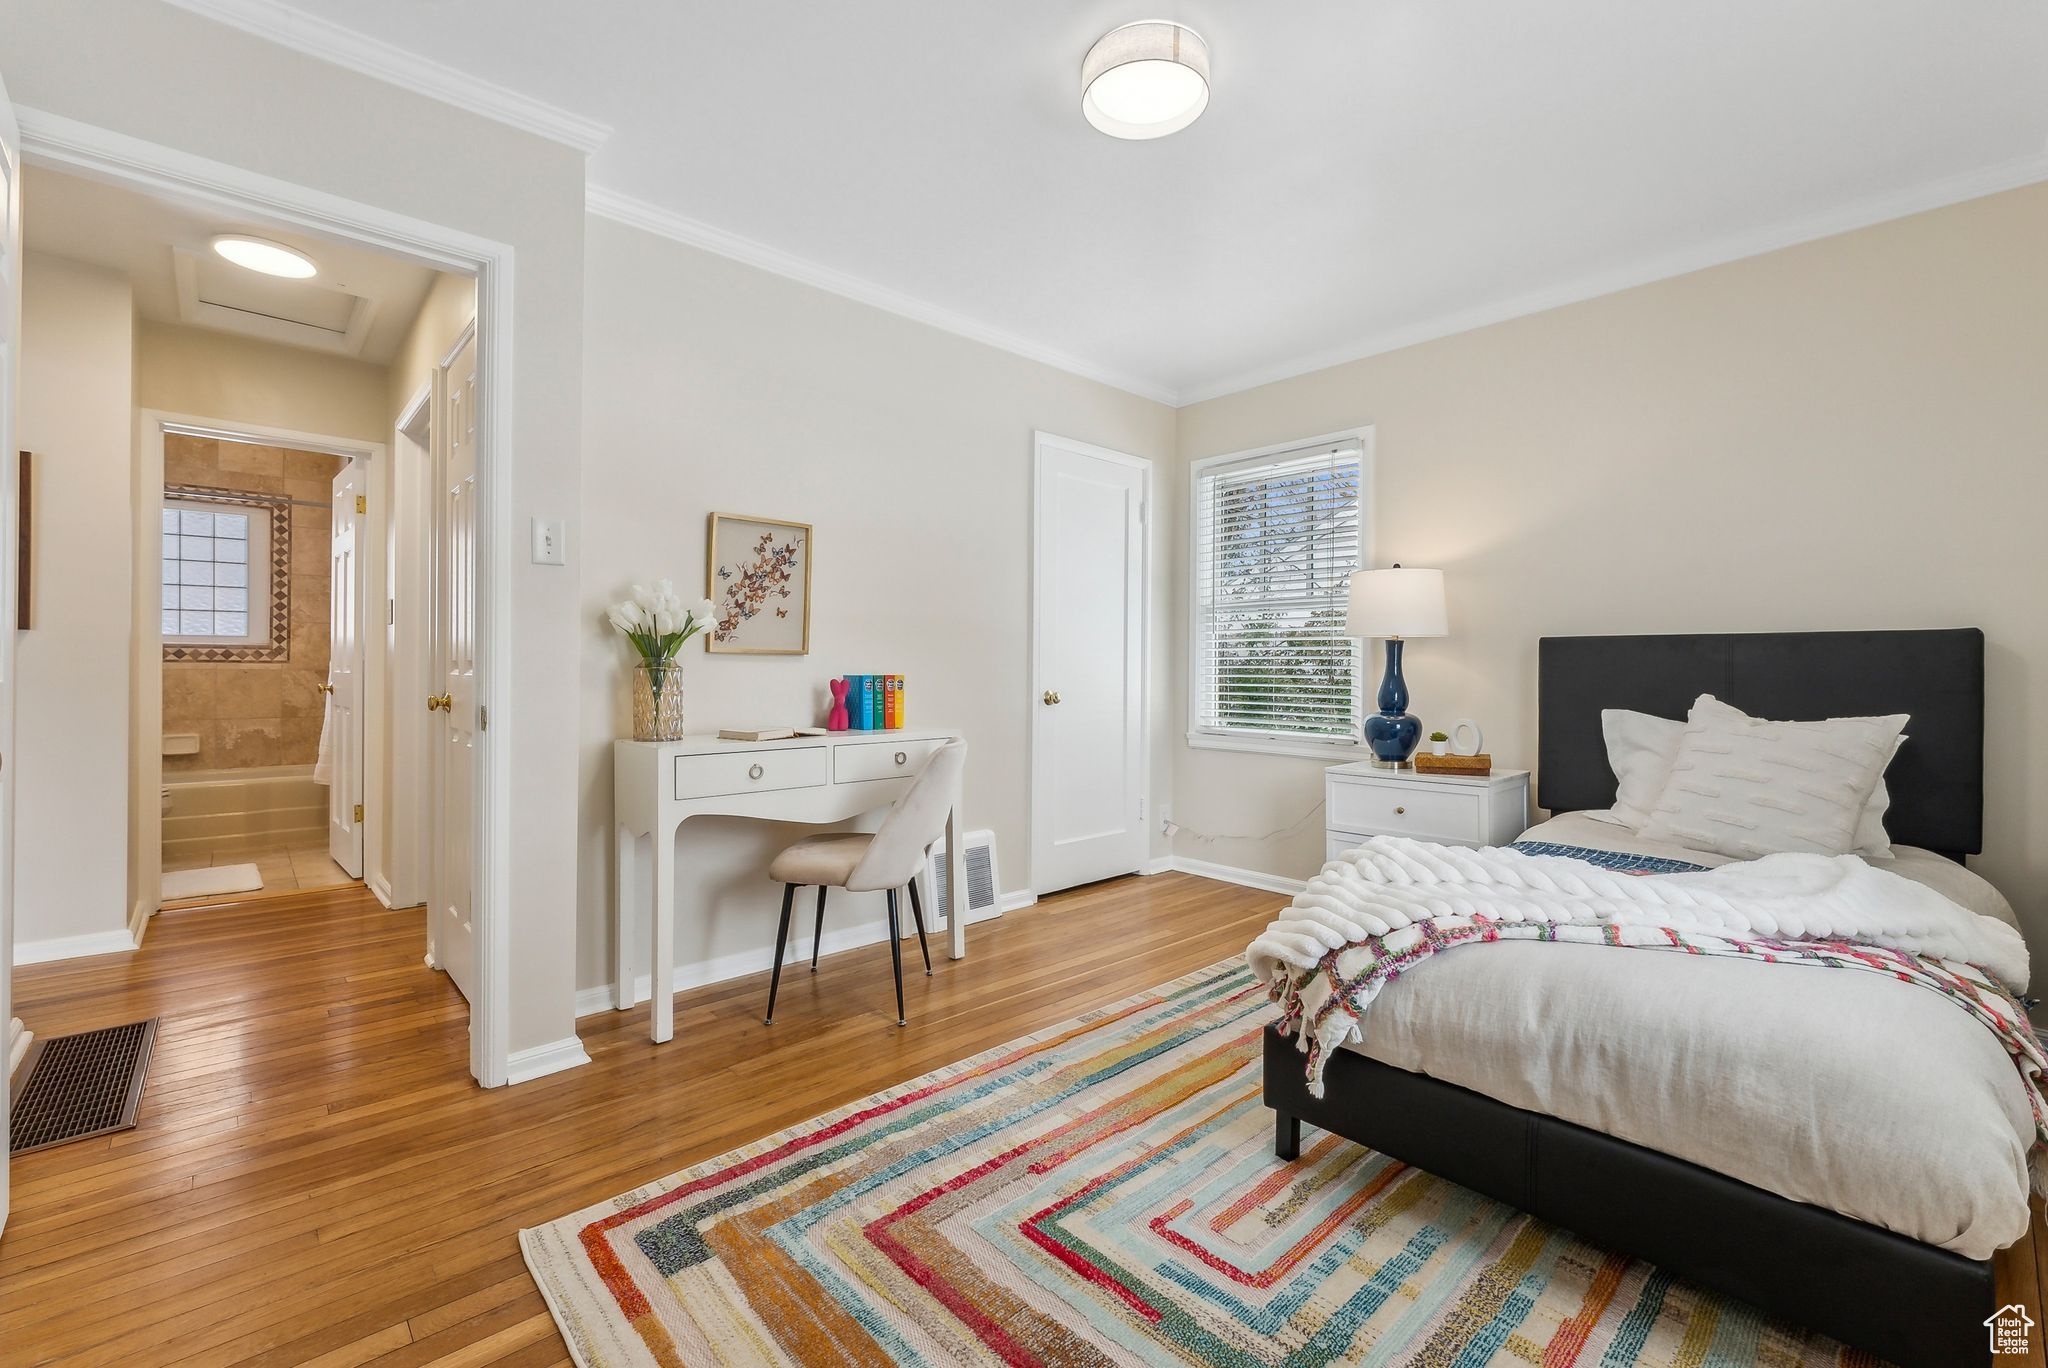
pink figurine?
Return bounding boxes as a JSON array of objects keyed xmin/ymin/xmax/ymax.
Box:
[{"xmin": 827, "ymin": 678, "xmax": 850, "ymax": 731}]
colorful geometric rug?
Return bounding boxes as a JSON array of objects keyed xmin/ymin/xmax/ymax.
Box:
[{"xmin": 521, "ymin": 961, "xmax": 1873, "ymax": 1366}]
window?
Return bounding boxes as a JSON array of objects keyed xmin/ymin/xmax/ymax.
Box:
[
  {"xmin": 1190, "ymin": 434, "xmax": 1368, "ymax": 751},
  {"xmin": 162, "ymin": 498, "xmax": 273, "ymax": 646}
]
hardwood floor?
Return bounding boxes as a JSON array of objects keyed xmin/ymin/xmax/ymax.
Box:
[
  {"xmin": 2, "ymin": 873, "xmax": 1279, "ymax": 1366},
  {"xmin": 6, "ymin": 873, "xmax": 2046, "ymax": 1366}
]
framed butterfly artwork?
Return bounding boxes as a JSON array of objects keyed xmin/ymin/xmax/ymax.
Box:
[{"xmin": 705, "ymin": 512, "xmax": 812, "ymax": 655}]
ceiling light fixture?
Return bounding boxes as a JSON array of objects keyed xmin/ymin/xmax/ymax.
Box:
[
  {"xmin": 210, "ymin": 234, "xmax": 319, "ymax": 279},
  {"xmin": 1081, "ymin": 21, "xmax": 1210, "ymax": 140}
]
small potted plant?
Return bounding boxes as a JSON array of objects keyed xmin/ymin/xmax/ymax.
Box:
[
  {"xmin": 1428, "ymin": 730, "xmax": 1450, "ymax": 758},
  {"xmin": 606, "ymin": 580, "xmax": 715, "ymax": 741}
]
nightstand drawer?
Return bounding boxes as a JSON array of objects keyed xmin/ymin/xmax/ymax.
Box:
[
  {"xmin": 1328, "ymin": 781, "xmax": 1482, "ymax": 843},
  {"xmin": 674, "ymin": 747, "xmax": 827, "ymax": 801}
]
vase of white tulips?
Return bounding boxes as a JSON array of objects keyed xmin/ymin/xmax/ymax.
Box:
[{"xmin": 606, "ymin": 580, "xmax": 716, "ymax": 742}]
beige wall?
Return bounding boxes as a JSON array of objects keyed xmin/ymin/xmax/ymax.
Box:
[
  {"xmin": 136, "ymin": 320, "xmax": 388, "ymax": 444},
  {"xmin": 5, "ymin": 0, "xmax": 587, "ymax": 1060},
  {"xmin": 16, "ymin": 254, "xmax": 135, "ymax": 953},
  {"xmin": 1171, "ymin": 182, "xmax": 2048, "ymax": 950},
  {"xmin": 576, "ymin": 215, "xmax": 1178, "ymax": 995}
]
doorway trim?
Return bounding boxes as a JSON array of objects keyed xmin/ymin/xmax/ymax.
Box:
[
  {"xmin": 1028, "ymin": 431, "xmax": 1153, "ymax": 895},
  {"xmin": 21, "ymin": 108, "xmax": 516, "ymax": 1088}
]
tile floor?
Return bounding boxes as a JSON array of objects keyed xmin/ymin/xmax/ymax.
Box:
[{"xmin": 164, "ymin": 836, "xmax": 358, "ymax": 902}]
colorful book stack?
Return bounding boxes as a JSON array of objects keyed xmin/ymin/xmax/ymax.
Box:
[{"xmin": 843, "ymin": 675, "xmax": 907, "ymax": 730}]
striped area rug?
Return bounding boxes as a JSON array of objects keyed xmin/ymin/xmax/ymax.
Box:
[{"xmin": 522, "ymin": 961, "xmax": 1872, "ymax": 1367}]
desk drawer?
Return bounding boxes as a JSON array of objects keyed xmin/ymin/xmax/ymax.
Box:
[
  {"xmin": 835, "ymin": 737, "xmax": 944, "ymax": 784},
  {"xmin": 1327, "ymin": 780, "xmax": 1482, "ymax": 843},
  {"xmin": 674, "ymin": 747, "xmax": 827, "ymax": 801}
]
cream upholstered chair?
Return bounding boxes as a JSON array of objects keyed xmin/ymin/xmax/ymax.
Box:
[{"xmin": 764, "ymin": 739, "xmax": 966, "ymax": 1027}]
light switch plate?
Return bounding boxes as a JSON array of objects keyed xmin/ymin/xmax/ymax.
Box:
[{"xmin": 530, "ymin": 517, "xmax": 567, "ymax": 566}]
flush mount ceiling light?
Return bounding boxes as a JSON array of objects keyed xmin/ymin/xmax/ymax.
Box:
[
  {"xmin": 210, "ymin": 234, "xmax": 319, "ymax": 279},
  {"xmin": 1081, "ymin": 21, "xmax": 1210, "ymax": 140}
]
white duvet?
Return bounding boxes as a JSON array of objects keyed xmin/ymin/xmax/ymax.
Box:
[{"xmin": 1248, "ymin": 816, "xmax": 2038, "ymax": 1259}]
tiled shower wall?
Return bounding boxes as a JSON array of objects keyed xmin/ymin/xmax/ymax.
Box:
[{"xmin": 162, "ymin": 434, "xmax": 347, "ymax": 771}]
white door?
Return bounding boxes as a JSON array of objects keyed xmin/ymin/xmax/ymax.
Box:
[
  {"xmin": 327, "ymin": 462, "xmax": 364, "ymax": 877},
  {"xmin": 1031, "ymin": 433, "xmax": 1148, "ymax": 893},
  {"xmin": 0, "ymin": 71, "xmax": 24, "ymax": 1237},
  {"xmin": 431, "ymin": 326, "xmax": 479, "ymax": 1003}
]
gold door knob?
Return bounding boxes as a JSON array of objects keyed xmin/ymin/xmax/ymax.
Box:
[
  {"xmin": 317, "ymin": 683, "xmax": 334, "ymax": 695},
  {"xmin": 427, "ymin": 693, "xmax": 452, "ymax": 712},
  {"xmin": 1042, "ymin": 690, "xmax": 1062, "ymax": 705}
]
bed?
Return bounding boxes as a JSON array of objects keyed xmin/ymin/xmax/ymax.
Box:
[{"xmin": 1261, "ymin": 628, "xmax": 2017, "ymax": 1368}]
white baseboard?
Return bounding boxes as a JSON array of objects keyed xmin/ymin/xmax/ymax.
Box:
[
  {"xmin": 15, "ymin": 927, "xmax": 142, "ymax": 966},
  {"xmin": 575, "ymin": 895, "xmax": 1017, "ymax": 1019},
  {"xmin": 129, "ymin": 898, "xmax": 154, "ymax": 947},
  {"xmin": 1141, "ymin": 856, "xmax": 1174, "ymax": 876},
  {"xmin": 504, "ymin": 1036, "xmax": 592, "ymax": 1084},
  {"xmin": 7, "ymin": 1018, "xmax": 31, "ymax": 1076},
  {"xmin": 367, "ymin": 872, "xmax": 397, "ymax": 909},
  {"xmin": 1163, "ymin": 856, "xmax": 1307, "ymax": 897}
]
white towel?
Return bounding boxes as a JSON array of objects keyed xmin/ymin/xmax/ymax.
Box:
[{"xmin": 312, "ymin": 676, "xmax": 334, "ymax": 785}]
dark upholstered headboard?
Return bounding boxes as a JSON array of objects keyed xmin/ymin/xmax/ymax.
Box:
[{"xmin": 1538, "ymin": 629, "xmax": 1984, "ymax": 859}]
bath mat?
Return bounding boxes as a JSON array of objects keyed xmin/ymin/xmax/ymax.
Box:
[
  {"xmin": 9, "ymin": 1018, "xmax": 158, "ymax": 1154},
  {"xmin": 520, "ymin": 960, "xmax": 1869, "ymax": 1367},
  {"xmin": 162, "ymin": 863, "xmax": 263, "ymax": 900}
]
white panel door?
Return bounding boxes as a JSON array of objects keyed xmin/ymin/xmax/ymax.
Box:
[
  {"xmin": 431, "ymin": 328, "xmax": 479, "ymax": 1003},
  {"xmin": 0, "ymin": 70, "xmax": 24, "ymax": 1237},
  {"xmin": 1031, "ymin": 434, "xmax": 1148, "ymax": 894},
  {"xmin": 327, "ymin": 462, "xmax": 364, "ymax": 876}
]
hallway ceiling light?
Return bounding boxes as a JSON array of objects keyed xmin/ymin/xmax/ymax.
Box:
[
  {"xmin": 1081, "ymin": 21, "xmax": 1210, "ymax": 140},
  {"xmin": 210, "ymin": 234, "xmax": 319, "ymax": 279}
]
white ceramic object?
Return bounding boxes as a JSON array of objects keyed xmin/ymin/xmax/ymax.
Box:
[{"xmin": 1452, "ymin": 719, "xmax": 1484, "ymax": 756}]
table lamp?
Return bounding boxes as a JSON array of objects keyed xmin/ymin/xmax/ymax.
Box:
[{"xmin": 1344, "ymin": 566, "xmax": 1448, "ymax": 768}]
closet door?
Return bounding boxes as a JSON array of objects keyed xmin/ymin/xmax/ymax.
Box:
[
  {"xmin": 0, "ymin": 69, "xmax": 25, "ymax": 1237},
  {"xmin": 326, "ymin": 461, "xmax": 365, "ymax": 877}
]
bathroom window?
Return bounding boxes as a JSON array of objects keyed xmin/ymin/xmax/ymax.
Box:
[{"xmin": 161, "ymin": 489, "xmax": 291, "ymax": 662}]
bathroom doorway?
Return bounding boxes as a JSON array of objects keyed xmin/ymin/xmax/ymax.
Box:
[{"xmin": 154, "ymin": 420, "xmax": 375, "ymax": 905}]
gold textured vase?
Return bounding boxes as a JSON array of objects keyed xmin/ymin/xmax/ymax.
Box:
[{"xmin": 631, "ymin": 661, "xmax": 685, "ymax": 741}]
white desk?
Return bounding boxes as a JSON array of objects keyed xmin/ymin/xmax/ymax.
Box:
[{"xmin": 613, "ymin": 728, "xmax": 967, "ymax": 1043}]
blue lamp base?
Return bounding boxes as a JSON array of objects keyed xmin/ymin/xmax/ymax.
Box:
[{"xmin": 1363, "ymin": 637, "xmax": 1421, "ymax": 768}]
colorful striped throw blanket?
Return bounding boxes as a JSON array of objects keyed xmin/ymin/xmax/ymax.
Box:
[{"xmin": 1246, "ymin": 836, "xmax": 2046, "ymax": 1180}]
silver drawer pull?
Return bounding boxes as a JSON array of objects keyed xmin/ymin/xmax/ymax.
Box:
[
  {"xmin": 1394, "ymin": 805, "xmax": 1406, "ymax": 815},
  {"xmin": 748, "ymin": 763, "xmax": 765, "ymax": 780},
  {"xmin": 894, "ymin": 751, "xmax": 908, "ymax": 766}
]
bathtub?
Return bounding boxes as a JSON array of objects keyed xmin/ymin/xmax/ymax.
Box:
[{"xmin": 162, "ymin": 764, "xmax": 329, "ymax": 864}]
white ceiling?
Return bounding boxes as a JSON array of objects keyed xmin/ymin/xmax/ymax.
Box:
[
  {"xmin": 174, "ymin": 0, "xmax": 2048, "ymax": 403},
  {"xmin": 22, "ymin": 164, "xmax": 437, "ymax": 365}
]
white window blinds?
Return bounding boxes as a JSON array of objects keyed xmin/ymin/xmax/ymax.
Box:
[{"xmin": 1192, "ymin": 439, "xmax": 1364, "ymax": 742}]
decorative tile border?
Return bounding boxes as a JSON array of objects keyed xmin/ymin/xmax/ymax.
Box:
[{"xmin": 163, "ymin": 484, "xmax": 293, "ymax": 664}]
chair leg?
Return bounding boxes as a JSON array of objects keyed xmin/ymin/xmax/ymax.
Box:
[
  {"xmin": 764, "ymin": 883, "xmax": 797, "ymax": 1025},
  {"xmin": 905, "ymin": 879, "xmax": 932, "ymax": 976},
  {"xmin": 886, "ymin": 887, "xmax": 907, "ymax": 1026},
  {"xmin": 811, "ymin": 886, "xmax": 828, "ymax": 971}
]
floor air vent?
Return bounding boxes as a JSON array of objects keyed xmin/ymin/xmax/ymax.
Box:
[
  {"xmin": 9, "ymin": 1019, "xmax": 159, "ymax": 1155},
  {"xmin": 928, "ymin": 830, "xmax": 1000, "ymax": 917}
]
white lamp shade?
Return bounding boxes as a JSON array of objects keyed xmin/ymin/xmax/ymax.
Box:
[
  {"xmin": 1345, "ymin": 567, "xmax": 1447, "ymax": 638},
  {"xmin": 1081, "ymin": 22, "xmax": 1211, "ymax": 140}
]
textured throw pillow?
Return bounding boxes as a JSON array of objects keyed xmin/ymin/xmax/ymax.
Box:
[
  {"xmin": 1639, "ymin": 696, "xmax": 1908, "ymax": 858},
  {"xmin": 1599, "ymin": 702, "xmax": 1904, "ymax": 857}
]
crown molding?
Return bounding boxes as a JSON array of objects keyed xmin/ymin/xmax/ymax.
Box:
[
  {"xmin": 1175, "ymin": 149, "xmax": 2048, "ymax": 406},
  {"xmin": 584, "ymin": 185, "xmax": 1181, "ymax": 407},
  {"xmin": 163, "ymin": 0, "xmax": 611, "ymax": 154}
]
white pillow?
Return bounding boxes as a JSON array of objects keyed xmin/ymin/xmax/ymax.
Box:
[
  {"xmin": 1599, "ymin": 702, "xmax": 1904, "ymax": 857},
  {"xmin": 1638, "ymin": 695, "xmax": 1908, "ymax": 859}
]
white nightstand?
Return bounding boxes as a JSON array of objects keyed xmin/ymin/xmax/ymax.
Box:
[{"xmin": 1324, "ymin": 763, "xmax": 1531, "ymax": 861}]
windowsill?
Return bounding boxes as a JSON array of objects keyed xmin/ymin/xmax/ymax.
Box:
[{"xmin": 1186, "ymin": 731, "xmax": 1367, "ymax": 761}]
